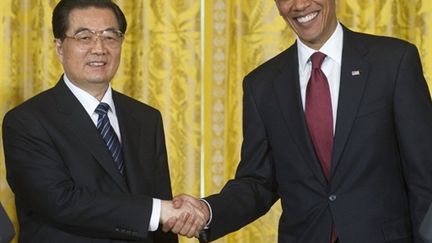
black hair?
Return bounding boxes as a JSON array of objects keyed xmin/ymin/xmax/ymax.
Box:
[{"xmin": 52, "ymin": 0, "xmax": 127, "ymax": 40}]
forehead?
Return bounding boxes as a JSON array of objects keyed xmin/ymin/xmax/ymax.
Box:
[{"xmin": 67, "ymin": 7, "xmax": 119, "ymax": 33}]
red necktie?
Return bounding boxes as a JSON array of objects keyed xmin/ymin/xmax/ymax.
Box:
[
  {"xmin": 304, "ymin": 52, "xmax": 337, "ymax": 243},
  {"xmin": 305, "ymin": 52, "xmax": 333, "ymax": 180}
]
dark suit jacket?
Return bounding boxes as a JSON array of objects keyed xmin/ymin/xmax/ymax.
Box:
[
  {"xmin": 420, "ymin": 204, "xmax": 432, "ymax": 242},
  {"xmin": 2, "ymin": 79, "xmax": 178, "ymax": 243},
  {"xmin": 0, "ymin": 202, "xmax": 14, "ymax": 243},
  {"xmin": 204, "ymin": 26, "xmax": 432, "ymax": 242}
]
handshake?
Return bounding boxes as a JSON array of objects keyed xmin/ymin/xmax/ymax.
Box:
[{"xmin": 160, "ymin": 194, "xmax": 210, "ymax": 238}]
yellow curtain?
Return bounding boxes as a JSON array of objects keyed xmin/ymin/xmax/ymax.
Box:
[{"xmin": 0, "ymin": 1, "xmax": 431, "ymax": 243}]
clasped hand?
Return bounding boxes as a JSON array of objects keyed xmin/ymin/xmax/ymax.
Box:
[{"xmin": 160, "ymin": 194, "xmax": 210, "ymax": 238}]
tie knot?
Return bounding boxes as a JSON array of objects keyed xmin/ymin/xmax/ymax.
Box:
[
  {"xmin": 95, "ymin": 102, "xmax": 110, "ymax": 116},
  {"xmin": 310, "ymin": 52, "xmax": 326, "ymax": 69}
]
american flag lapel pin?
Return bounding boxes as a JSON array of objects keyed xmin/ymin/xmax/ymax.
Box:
[{"xmin": 352, "ymin": 70, "xmax": 361, "ymax": 76}]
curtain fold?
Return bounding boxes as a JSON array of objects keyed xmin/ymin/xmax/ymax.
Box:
[{"xmin": 1, "ymin": 1, "xmax": 431, "ymax": 243}]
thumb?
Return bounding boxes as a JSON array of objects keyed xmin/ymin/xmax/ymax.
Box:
[{"xmin": 172, "ymin": 195, "xmax": 184, "ymax": 209}]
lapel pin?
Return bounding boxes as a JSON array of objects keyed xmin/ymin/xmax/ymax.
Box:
[{"xmin": 351, "ymin": 70, "xmax": 361, "ymax": 76}]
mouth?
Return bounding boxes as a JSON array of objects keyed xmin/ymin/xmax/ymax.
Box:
[
  {"xmin": 296, "ymin": 11, "xmax": 319, "ymax": 24},
  {"xmin": 87, "ymin": 61, "xmax": 107, "ymax": 67}
]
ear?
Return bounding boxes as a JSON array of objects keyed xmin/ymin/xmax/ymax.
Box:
[{"xmin": 54, "ymin": 39, "xmax": 64, "ymax": 63}]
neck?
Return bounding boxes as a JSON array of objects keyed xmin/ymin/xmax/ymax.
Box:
[
  {"xmin": 90, "ymin": 84, "xmax": 109, "ymax": 101},
  {"xmin": 69, "ymin": 79, "xmax": 109, "ymax": 101}
]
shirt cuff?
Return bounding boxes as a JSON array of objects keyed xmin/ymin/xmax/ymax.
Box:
[
  {"xmin": 199, "ymin": 199, "xmax": 213, "ymax": 229},
  {"xmin": 148, "ymin": 198, "xmax": 161, "ymax": 231}
]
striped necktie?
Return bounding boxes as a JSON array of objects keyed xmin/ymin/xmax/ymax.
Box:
[{"xmin": 95, "ymin": 102, "xmax": 125, "ymax": 175}]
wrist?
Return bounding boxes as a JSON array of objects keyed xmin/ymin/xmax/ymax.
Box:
[
  {"xmin": 160, "ymin": 200, "xmax": 173, "ymax": 224},
  {"xmin": 199, "ymin": 199, "xmax": 212, "ymax": 228}
]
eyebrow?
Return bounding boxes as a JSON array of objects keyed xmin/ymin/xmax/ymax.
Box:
[
  {"xmin": 72, "ymin": 27, "xmax": 119, "ymax": 35},
  {"xmin": 73, "ymin": 27, "xmax": 91, "ymax": 35}
]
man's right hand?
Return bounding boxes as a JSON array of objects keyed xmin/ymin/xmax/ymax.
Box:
[{"xmin": 160, "ymin": 194, "xmax": 210, "ymax": 238}]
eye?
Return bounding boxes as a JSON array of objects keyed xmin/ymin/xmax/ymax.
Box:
[
  {"xmin": 77, "ymin": 36, "xmax": 92, "ymax": 41},
  {"xmin": 102, "ymin": 31, "xmax": 121, "ymax": 42},
  {"xmin": 74, "ymin": 30, "xmax": 94, "ymax": 41},
  {"xmin": 103, "ymin": 35, "xmax": 116, "ymax": 41}
]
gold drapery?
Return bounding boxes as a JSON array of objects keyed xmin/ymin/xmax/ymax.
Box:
[{"xmin": 0, "ymin": 1, "xmax": 431, "ymax": 243}]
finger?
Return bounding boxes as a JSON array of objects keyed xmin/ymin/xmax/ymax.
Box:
[
  {"xmin": 193, "ymin": 214, "xmax": 206, "ymax": 237},
  {"xmin": 181, "ymin": 202, "xmax": 206, "ymax": 236},
  {"xmin": 187, "ymin": 224, "xmax": 199, "ymax": 238},
  {"xmin": 189, "ymin": 204, "xmax": 206, "ymax": 228},
  {"xmin": 194, "ymin": 229, "xmax": 200, "ymax": 238},
  {"xmin": 162, "ymin": 216, "xmax": 177, "ymax": 232},
  {"xmin": 184, "ymin": 206, "xmax": 207, "ymax": 238},
  {"xmin": 189, "ymin": 215, "xmax": 206, "ymax": 238},
  {"xmin": 178, "ymin": 211, "xmax": 194, "ymax": 235},
  {"xmin": 179, "ymin": 212, "xmax": 197, "ymax": 238},
  {"xmin": 191, "ymin": 220, "xmax": 204, "ymax": 238},
  {"xmin": 171, "ymin": 212, "xmax": 190, "ymax": 234}
]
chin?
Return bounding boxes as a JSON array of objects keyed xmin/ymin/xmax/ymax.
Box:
[{"xmin": 87, "ymin": 78, "xmax": 111, "ymax": 84}]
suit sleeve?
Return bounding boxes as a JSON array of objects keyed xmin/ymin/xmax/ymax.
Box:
[
  {"xmin": 204, "ymin": 77, "xmax": 279, "ymax": 241},
  {"xmin": 393, "ymin": 43, "xmax": 432, "ymax": 242},
  {"xmin": 0, "ymin": 202, "xmax": 15, "ymax": 243},
  {"xmin": 2, "ymin": 108, "xmax": 155, "ymax": 240},
  {"xmin": 152, "ymin": 111, "xmax": 178, "ymax": 243}
]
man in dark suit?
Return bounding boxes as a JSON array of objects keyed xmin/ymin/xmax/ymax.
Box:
[
  {"xmin": 2, "ymin": 0, "xmax": 205, "ymax": 242},
  {"xmin": 0, "ymin": 202, "xmax": 14, "ymax": 243},
  {"xmin": 166, "ymin": 0, "xmax": 432, "ymax": 242}
]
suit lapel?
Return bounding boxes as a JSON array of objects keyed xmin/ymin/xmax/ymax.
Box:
[
  {"xmin": 331, "ymin": 27, "xmax": 370, "ymax": 176},
  {"xmin": 273, "ymin": 45, "xmax": 327, "ymax": 186},
  {"xmin": 54, "ymin": 79, "xmax": 129, "ymax": 192},
  {"xmin": 113, "ymin": 92, "xmax": 145, "ymax": 194}
]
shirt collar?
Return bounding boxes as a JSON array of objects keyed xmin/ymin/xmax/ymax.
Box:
[
  {"xmin": 297, "ymin": 22, "xmax": 344, "ymax": 72},
  {"xmin": 63, "ymin": 74, "xmax": 116, "ymax": 116}
]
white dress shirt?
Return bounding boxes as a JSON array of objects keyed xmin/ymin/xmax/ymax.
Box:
[
  {"xmin": 63, "ymin": 74, "xmax": 161, "ymax": 231},
  {"xmin": 297, "ymin": 22, "xmax": 344, "ymax": 132}
]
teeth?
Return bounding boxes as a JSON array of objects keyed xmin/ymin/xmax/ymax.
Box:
[
  {"xmin": 297, "ymin": 12, "xmax": 318, "ymax": 24},
  {"xmin": 88, "ymin": 62, "xmax": 105, "ymax": 67}
]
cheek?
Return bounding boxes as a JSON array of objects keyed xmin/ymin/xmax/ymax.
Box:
[
  {"xmin": 111, "ymin": 51, "xmax": 122, "ymax": 65},
  {"xmin": 277, "ymin": 5, "xmax": 295, "ymax": 23},
  {"xmin": 276, "ymin": 2, "xmax": 290, "ymax": 16},
  {"xmin": 68, "ymin": 52, "xmax": 88, "ymax": 65},
  {"xmin": 285, "ymin": 18, "xmax": 299, "ymax": 34}
]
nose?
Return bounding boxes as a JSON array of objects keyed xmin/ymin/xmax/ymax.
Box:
[
  {"xmin": 91, "ymin": 37, "xmax": 106, "ymax": 54},
  {"xmin": 292, "ymin": 0, "xmax": 311, "ymax": 11}
]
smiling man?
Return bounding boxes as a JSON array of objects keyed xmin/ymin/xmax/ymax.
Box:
[
  {"xmin": 2, "ymin": 0, "xmax": 206, "ymax": 242},
  {"xmin": 166, "ymin": 0, "xmax": 432, "ymax": 242}
]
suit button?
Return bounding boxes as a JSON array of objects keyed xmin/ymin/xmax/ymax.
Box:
[{"xmin": 329, "ymin": 195, "xmax": 337, "ymax": 201}]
